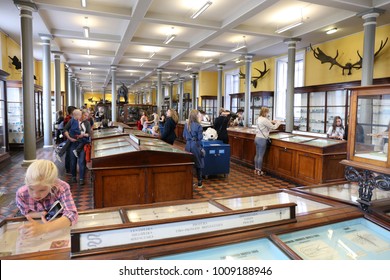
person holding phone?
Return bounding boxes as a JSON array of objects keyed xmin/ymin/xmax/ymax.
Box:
[{"xmin": 15, "ymin": 160, "xmax": 78, "ymax": 239}]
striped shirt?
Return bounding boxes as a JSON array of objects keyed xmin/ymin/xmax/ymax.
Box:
[{"xmin": 16, "ymin": 179, "xmax": 78, "ymax": 225}]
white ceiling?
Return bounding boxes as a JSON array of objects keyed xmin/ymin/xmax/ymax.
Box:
[{"xmin": 0, "ymin": 0, "xmax": 390, "ymax": 93}]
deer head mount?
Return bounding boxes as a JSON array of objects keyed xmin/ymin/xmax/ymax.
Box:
[
  {"xmin": 310, "ymin": 37, "xmax": 388, "ymax": 75},
  {"xmin": 239, "ymin": 61, "xmax": 269, "ymax": 88}
]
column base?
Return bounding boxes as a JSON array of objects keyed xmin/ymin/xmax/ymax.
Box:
[
  {"xmin": 21, "ymin": 159, "xmax": 37, "ymax": 167},
  {"xmin": 43, "ymin": 145, "xmax": 54, "ymax": 148}
]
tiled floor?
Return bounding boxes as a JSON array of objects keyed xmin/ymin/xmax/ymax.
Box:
[{"xmin": 0, "ymin": 142, "xmax": 297, "ymax": 222}]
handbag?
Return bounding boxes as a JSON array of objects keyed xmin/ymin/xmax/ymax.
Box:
[{"xmin": 259, "ymin": 124, "xmax": 272, "ymax": 147}]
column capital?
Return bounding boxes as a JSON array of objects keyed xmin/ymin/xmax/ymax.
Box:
[
  {"xmin": 244, "ymin": 54, "xmax": 254, "ymax": 62},
  {"xmin": 39, "ymin": 33, "xmax": 53, "ymax": 43},
  {"xmin": 51, "ymin": 51, "xmax": 63, "ymax": 59},
  {"xmin": 156, "ymin": 68, "xmax": 163, "ymax": 73},
  {"xmin": 217, "ymin": 64, "xmax": 225, "ymax": 70},
  {"xmin": 110, "ymin": 65, "xmax": 117, "ymax": 71},
  {"xmin": 359, "ymin": 8, "xmax": 384, "ymax": 19},
  {"xmin": 283, "ymin": 38, "xmax": 301, "ymax": 44},
  {"xmin": 14, "ymin": 0, "xmax": 37, "ymax": 12},
  {"xmin": 191, "ymin": 72, "xmax": 198, "ymax": 78},
  {"xmin": 179, "ymin": 77, "xmax": 185, "ymax": 82}
]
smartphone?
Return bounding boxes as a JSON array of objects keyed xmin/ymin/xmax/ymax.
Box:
[{"xmin": 44, "ymin": 201, "xmax": 63, "ymax": 221}]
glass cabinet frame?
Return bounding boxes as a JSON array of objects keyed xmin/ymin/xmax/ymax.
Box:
[
  {"xmin": 345, "ymin": 84, "xmax": 390, "ymax": 170},
  {"xmin": 201, "ymin": 95, "xmax": 224, "ymax": 123},
  {"xmin": 294, "ymin": 84, "xmax": 350, "ymax": 133},
  {"xmin": 229, "ymin": 91, "xmax": 274, "ymax": 125}
]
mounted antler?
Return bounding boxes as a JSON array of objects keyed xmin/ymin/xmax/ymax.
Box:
[
  {"xmin": 252, "ymin": 62, "xmax": 269, "ymax": 88},
  {"xmin": 239, "ymin": 61, "xmax": 269, "ymax": 88},
  {"xmin": 310, "ymin": 37, "xmax": 388, "ymax": 75}
]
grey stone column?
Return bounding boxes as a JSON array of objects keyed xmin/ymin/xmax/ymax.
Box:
[
  {"xmin": 191, "ymin": 73, "xmax": 197, "ymax": 110},
  {"xmin": 169, "ymin": 81, "xmax": 174, "ymax": 109},
  {"xmin": 178, "ymin": 77, "xmax": 184, "ymax": 121},
  {"xmin": 73, "ymin": 78, "xmax": 78, "ymax": 108},
  {"xmin": 284, "ymin": 38, "xmax": 301, "ymax": 132},
  {"xmin": 40, "ymin": 34, "xmax": 53, "ymax": 148},
  {"xmin": 52, "ymin": 52, "xmax": 62, "ymax": 112},
  {"xmin": 102, "ymin": 87, "xmax": 106, "ymax": 104},
  {"xmin": 244, "ymin": 55, "xmax": 253, "ymax": 127},
  {"xmin": 64, "ymin": 66, "xmax": 69, "ymax": 107},
  {"xmin": 361, "ymin": 11, "xmax": 381, "ymax": 86},
  {"xmin": 157, "ymin": 68, "xmax": 163, "ymax": 114},
  {"xmin": 111, "ymin": 66, "xmax": 117, "ymax": 121},
  {"xmin": 79, "ymin": 86, "xmax": 83, "ymax": 108},
  {"xmin": 14, "ymin": 1, "xmax": 37, "ymax": 164},
  {"xmin": 68, "ymin": 73, "xmax": 73, "ymax": 106},
  {"xmin": 217, "ymin": 64, "xmax": 225, "ymax": 110}
]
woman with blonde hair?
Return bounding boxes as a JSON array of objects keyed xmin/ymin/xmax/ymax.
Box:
[
  {"xmin": 161, "ymin": 109, "xmax": 178, "ymax": 145},
  {"xmin": 254, "ymin": 107, "xmax": 280, "ymax": 176},
  {"xmin": 15, "ymin": 159, "xmax": 78, "ymax": 239},
  {"xmin": 183, "ymin": 109, "xmax": 204, "ymax": 188}
]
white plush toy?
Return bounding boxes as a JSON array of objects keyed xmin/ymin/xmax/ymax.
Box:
[{"xmin": 203, "ymin": 127, "xmax": 218, "ymax": 141}]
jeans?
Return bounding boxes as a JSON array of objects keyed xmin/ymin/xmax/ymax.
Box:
[
  {"xmin": 70, "ymin": 141, "xmax": 86, "ymax": 180},
  {"xmin": 65, "ymin": 145, "xmax": 71, "ymax": 172},
  {"xmin": 254, "ymin": 137, "xmax": 267, "ymax": 170}
]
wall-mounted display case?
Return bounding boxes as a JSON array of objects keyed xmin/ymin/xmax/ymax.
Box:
[
  {"xmin": 89, "ymin": 134, "xmax": 194, "ymax": 208},
  {"xmin": 273, "ymin": 217, "xmax": 390, "ymax": 260},
  {"xmin": 230, "ymin": 91, "xmax": 273, "ymax": 125},
  {"xmin": 0, "ymin": 70, "xmax": 10, "ymax": 166},
  {"xmin": 6, "ymin": 80, "xmax": 43, "ymax": 148}
]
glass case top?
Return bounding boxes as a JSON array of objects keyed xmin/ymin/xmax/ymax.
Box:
[
  {"xmin": 141, "ymin": 145, "xmax": 188, "ymax": 154},
  {"xmin": 93, "ymin": 139, "xmax": 129, "ymax": 150},
  {"xmin": 279, "ymin": 135, "xmax": 315, "ymax": 143},
  {"xmin": 299, "ymin": 183, "xmax": 390, "ymax": 203},
  {"xmin": 94, "ymin": 145, "xmax": 137, "ymax": 158},
  {"xmin": 269, "ymin": 132, "xmax": 293, "ymax": 140},
  {"xmin": 304, "ymin": 138, "xmax": 342, "ymax": 147},
  {"xmin": 152, "ymin": 238, "xmax": 290, "ymax": 260},
  {"xmin": 278, "ymin": 218, "xmax": 390, "ymax": 260},
  {"xmin": 215, "ymin": 192, "xmax": 331, "ymax": 214},
  {"xmin": 127, "ymin": 202, "xmax": 223, "ymax": 222},
  {"xmin": 72, "ymin": 211, "xmax": 123, "ymax": 230},
  {"xmin": 130, "ymin": 130, "xmax": 154, "ymax": 137},
  {"xmin": 92, "ymin": 128, "xmax": 125, "ymax": 138},
  {"xmin": 0, "ymin": 220, "xmax": 70, "ymax": 257}
]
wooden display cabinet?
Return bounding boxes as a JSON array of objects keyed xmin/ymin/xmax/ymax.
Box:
[
  {"xmin": 122, "ymin": 104, "xmax": 157, "ymax": 126},
  {"xmin": 227, "ymin": 128, "xmax": 347, "ymax": 185},
  {"xmin": 89, "ymin": 134, "xmax": 194, "ymax": 208}
]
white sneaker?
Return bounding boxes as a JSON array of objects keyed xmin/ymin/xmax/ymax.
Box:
[{"xmin": 73, "ymin": 150, "xmax": 78, "ymax": 158}]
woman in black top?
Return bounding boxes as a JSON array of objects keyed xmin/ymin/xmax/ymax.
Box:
[
  {"xmin": 213, "ymin": 108, "xmax": 230, "ymax": 144},
  {"xmin": 161, "ymin": 109, "xmax": 178, "ymax": 145}
]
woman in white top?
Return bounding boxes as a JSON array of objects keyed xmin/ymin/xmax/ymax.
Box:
[
  {"xmin": 327, "ymin": 116, "xmax": 345, "ymax": 140},
  {"xmin": 254, "ymin": 107, "xmax": 281, "ymax": 176}
]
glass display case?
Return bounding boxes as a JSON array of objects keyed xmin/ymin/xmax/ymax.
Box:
[
  {"xmin": 230, "ymin": 91, "xmax": 274, "ymax": 125},
  {"xmin": 346, "ymin": 85, "xmax": 390, "ymax": 169},
  {"xmin": 6, "ymin": 81, "xmax": 44, "ymax": 148},
  {"xmin": 293, "ymin": 182, "xmax": 390, "ymax": 206},
  {"xmin": 152, "ymin": 238, "xmax": 290, "ymax": 260},
  {"xmin": 0, "ymin": 217, "xmax": 70, "ymax": 259},
  {"xmin": 91, "ymin": 127, "xmax": 128, "ymax": 140},
  {"xmin": 274, "ymin": 217, "xmax": 390, "ymax": 260},
  {"xmin": 0, "ymin": 70, "xmax": 9, "ymax": 163},
  {"xmin": 70, "ymin": 203, "xmax": 296, "ymax": 258},
  {"xmin": 294, "ymin": 84, "xmax": 350, "ymax": 133},
  {"xmin": 201, "ymin": 96, "xmax": 225, "ymax": 123},
  {"xmin": 215, "ymin": 190, "xmax": 332, "ymax": 215}
]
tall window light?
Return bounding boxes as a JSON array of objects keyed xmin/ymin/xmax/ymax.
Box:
[
  {"xmin": 275, "ymin": 51, "xmax": 304, "ymax": 120},
  {"xmin": 224, "ymin": 70, "xmax": 240, "ymax": 111}
]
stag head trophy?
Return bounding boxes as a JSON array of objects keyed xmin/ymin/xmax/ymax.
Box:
[
  {"xmin": 239, "ymin": 61, "xmax": 270, "ymax": 88},
  {"xmin": 310, "ymin": 38, "xmax": 388, "ymax": 75}
]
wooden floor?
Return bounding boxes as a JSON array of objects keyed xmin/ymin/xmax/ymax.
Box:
[{"xmin": 0, "ymin": 141, "xmax": 298, "ymax": 222}]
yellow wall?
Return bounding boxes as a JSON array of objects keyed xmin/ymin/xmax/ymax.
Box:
[
  {"xmin": 199, "ymin": 71, "xmax": 218, "ymax": 96},
  {"xmin": 306, "ymin": 24, "xmax": 390, "ymax": 85},
  {"xmin": 2, "ymin": 33, "xmax": 22, "ymax": 80}
]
